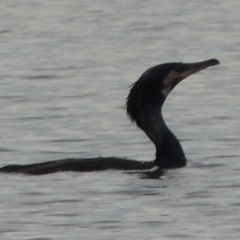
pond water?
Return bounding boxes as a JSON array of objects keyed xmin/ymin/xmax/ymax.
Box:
[{"xmin": 0, "ymin": 0, "xmax": 240, "ymax": 239}]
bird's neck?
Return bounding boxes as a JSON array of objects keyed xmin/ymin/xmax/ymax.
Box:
[{"xmin": 140, "ymin": 108, "xmax": 187, "ymax": 168}]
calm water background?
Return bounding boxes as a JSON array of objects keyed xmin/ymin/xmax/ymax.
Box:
[{"xmin": 0, "ymin": 0, "xmax": 240, "ymax": 239}]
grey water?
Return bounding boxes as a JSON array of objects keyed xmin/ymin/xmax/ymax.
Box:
[{"xmin": 0, "ymin": 0, "xmax": 240, "ymax": 239}]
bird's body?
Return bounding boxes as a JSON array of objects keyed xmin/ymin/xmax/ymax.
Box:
[
  {"xmin": 0, "ymin": 58, "xmax": 219, "ymax": 175},
  {"xmin": 127, "ymin": 59, "xmax": 219, "ymax": 168}
]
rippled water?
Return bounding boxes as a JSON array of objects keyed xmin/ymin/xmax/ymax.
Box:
[{"xmin": 1, "ymin": 0, "xmax": 240, "ymax": 239}]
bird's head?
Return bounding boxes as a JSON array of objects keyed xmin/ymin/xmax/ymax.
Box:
[{"xmin": 126, "ymin": 58, "xmax": 220, "ymax": 126}]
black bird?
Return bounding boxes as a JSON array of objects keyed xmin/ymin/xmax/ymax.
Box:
[
  {"xmin": 0, "ymin": 58, "xmax": 219, "ymax": 175},
  {"xmin": 126, "ymin": 58, "xmax": 219, "ymax": 169}
]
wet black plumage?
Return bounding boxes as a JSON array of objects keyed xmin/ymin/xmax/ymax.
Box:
[{"xmin": 0, "ymin": 59, "xmax": 219, "ymax": 175}]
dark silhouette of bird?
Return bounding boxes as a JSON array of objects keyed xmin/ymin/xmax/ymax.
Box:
[{"xmin": 0, "ymin": 58, "xmax": 219, "ymax": 175}]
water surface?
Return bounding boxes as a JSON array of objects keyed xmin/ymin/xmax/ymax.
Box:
[{"xmin": 0, "ymin": 0, "xmax": 240, "ymax": 239}]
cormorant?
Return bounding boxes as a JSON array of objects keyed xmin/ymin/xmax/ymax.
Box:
[
  {"xmin": 126, "ymin": 58, "xmax": 219, "ymax": 169},
  {"xmin": 0, "ymin": 58, "xmax": 219, "ymax": 175}
]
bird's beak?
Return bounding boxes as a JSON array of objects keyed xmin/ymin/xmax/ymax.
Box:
[
  {"xmin": 180, "ymin": 58, "xmax": 220, "ymax": 78},
  {"xmin": 171, "ymin": 58, "xmax": 220, "ymax": 89}
]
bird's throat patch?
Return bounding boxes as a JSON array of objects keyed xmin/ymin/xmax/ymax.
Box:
[
  {"xmin": 161, "ymin": 71, "xmax": 177, "ymax": 97},
  {"xmin": 161, "ymin": 70, "xmax": 186, "ymax": 97}
]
